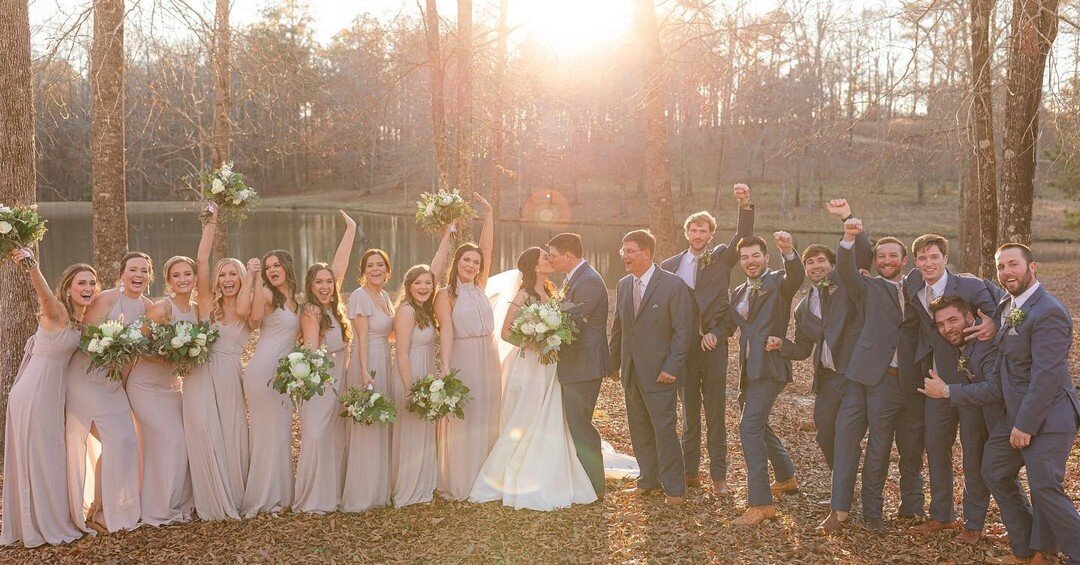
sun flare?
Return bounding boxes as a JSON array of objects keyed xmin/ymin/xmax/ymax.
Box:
[{"xmin": 512, "ymin": 0, "xmax": 634, "ymax": 56}]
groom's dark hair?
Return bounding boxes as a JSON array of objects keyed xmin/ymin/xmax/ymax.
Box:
[{"xmin": 548, "ymin": 233, "xmax": 583, "ymax": 258}]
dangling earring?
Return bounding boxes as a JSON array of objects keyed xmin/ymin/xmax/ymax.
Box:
[
  {"xmin": 117, "ymin": 281, "xmax": 126, "ymax": 293},
  {"xmin": 166, "ymin": 286, "xmax": 176, "ymax": 299}
]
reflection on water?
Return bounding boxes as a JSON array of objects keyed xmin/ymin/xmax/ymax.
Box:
[{"xmin": 37, "ymin": 209, "xmax": 1080, "ymax": 295}]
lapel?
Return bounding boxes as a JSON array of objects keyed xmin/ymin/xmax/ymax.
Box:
[
  {"xmin": 746, "ymin": 269, "xmax": 772, "ymax": 322},
  {"xmin": 808, "ymin": 288, "xmax": 823, "ymax": 322},
  {"xmin": 632, "ymin": 266, "xmax": 662, "ymax": 326},
  {"xmin": 566, "ymin": 260, "xmax": 589, "ymax": 294},
  {"xmin": 731, "ymin": 281, "xmax": 750, "ymax": 323},
  {"xmin": 882, "ymin": 277, "xmax": 903, "ymax": 313},
  {"xmin": 994, "ymin": 293, "xmax": 1011, "ymax": 346},
  {"xmin": 695, "ymin": 247, "xmax": 714, "ymax": 287}
]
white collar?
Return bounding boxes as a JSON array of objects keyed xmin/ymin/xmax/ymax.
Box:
[
  {"xmin": 635, "ymin": 264, "xmax": 657, "ymax": 288},
  {"xmin": 1011, "ymin": 280, "xmax": 1041, "ymax": 309},
  {"xmin": 566, "ymin": 259, "xmax": 586, "ymax": 282},
  {"xmin": 925, "ymin": 270, "xmax": 949, "ymax": 297}
]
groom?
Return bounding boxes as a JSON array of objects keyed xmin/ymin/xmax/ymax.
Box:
[{"xmin": 548, "ymin": 232, "xmax": 612, "ymax": 499}]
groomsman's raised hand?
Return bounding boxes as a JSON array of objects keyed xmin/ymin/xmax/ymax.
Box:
[
  {"xmin": 917, "ymin": 368, "xmax": 948, "ymax": 398},
  {"xmin": 843, "ymin": 218, "xmax": 863, "ymax": 242},
  {"xmin": 825, "ymin": 198, "xmax": 851, "ymax": 219},
  {"xmin": 774, "ymin": 231, "xmax": 794, "ymax": 255},
  {"xmin": 963, "ymin": 311, "xmax": 998, "ymax": 342},
  {"xmin": 734, "ymin": 183, "xmax": 751, "ymax": 208}
]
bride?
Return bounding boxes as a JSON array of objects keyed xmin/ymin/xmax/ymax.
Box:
[{"xmin": 468, "ymin": 247, "xmax": 598, "ymax": 510}]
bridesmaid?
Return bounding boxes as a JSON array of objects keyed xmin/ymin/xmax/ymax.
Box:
[
  {"xmin": 184, "ymin": 205, "xmax": 253, "ymax": 520},
  {"xmin": 126, "ymin": 255, "xmax": 196, "ymax": 526},
  {"xmin": 389, "ymin": 265, "xmax": 440, "ymax": 507},
  {"xmin": 293, "ymin": 211, "xmax": 357, "ymax": 514},
  {"xmin": 66, "ymin": 252, "xmax": 153, "ymax": 532},
  {"xmin": 240, "ymin": 245, "xmax": 302, "ymax": 516},
  {"xmin": 1, "ymin": 249, "xmax": 93, "ymax": 547},
  {"xmin": 434, "ymin": 193, "xmax": 502, "ymax": 501},
  {"xmin": 340, "ymin": 249, "xmax": 394, "ymax": 511}
]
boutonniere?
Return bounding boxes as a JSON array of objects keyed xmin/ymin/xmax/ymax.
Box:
[
  {"xmin": 697, "ymin": 252, "xmax": 712, "ymax": 268},
  {"xmin": 957, "ymin": 354, "xmax": 972, "ymax": 381},
  {"xmin": 1005, "ymin": 308, "xmax": 1027, "ymax": 328},
  {"xmin": 749, "ymin": 279, "xmax": 763, "ymax": 294}
]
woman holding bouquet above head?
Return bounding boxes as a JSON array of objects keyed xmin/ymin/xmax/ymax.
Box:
[
  {"xmin": 293, "ymin": 212, "xmax": 357, "ymax": 514},
  {"xmin": 434, "ymin": 192, "xmax": 502, "ymax": 501},
  {"xmin": 66, "ymin": 251, "xmax": 154, "ymax": 533},
  {"xmin": 183, "ymin": 204, "xmax": 253, "ymax": 520},
  {"xmin": 1, "ymin": 249, "xmax": 95, "ymax": 547},
  {"xmin": 468, "ymin": 247, "xmax": 596, "ymax": 510},
  {"xmin": 126, "ymin": 255, "xmax": 197, "ymax": 526}
]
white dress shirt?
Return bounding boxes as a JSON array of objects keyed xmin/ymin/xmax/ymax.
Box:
[
  {"xmin": 810, "ymin": 287, "xmax": 837, "ymax": 371},
  {"xmin": 676, "ymin": 250, "xmax": 702, "ymax": 289},
  {"xmin": 566, "ymin": 258, "xmax": 586, "ymax": 284},
  {"xmin": 1002, "ymin": 280, "xmax": 1042, "ymax": 325},
  {"xmin": 919, "ymin": 271, "xmax": 949, "ymax": 312}
]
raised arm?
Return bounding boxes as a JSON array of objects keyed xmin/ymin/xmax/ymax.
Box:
[
  {"xmin": 434, "ymin": 289, "xmax": 454, "ymax": 372},
  {"xmin": 719, "ymin": 183, "xmax": 755, "ymax": 268},
  {"xmin": 837, "ymin": 218, "xmax": 867, "ymax": 303},
  {"xmin": 196, "ymin": 205, "xmax": 218, "ymax": 318},
  {"xmin": 775, "ymin": 231, "xmax": 804, "ymax": 297},
  {"xmin": 473, "ymin": 192, "xmax": 494, "ymax": 288},
  {"xmin": 247, "ymin": 264, "xmax": 270, "ymax": 330},
  {"xmin": 11, "ymin": 248, "xmax": 68, "ymax": 330},
  {"xmin": 429, "ymin": 223, "xmax": 455, "ymax": 285},
  {"xmin": 332, "ymin": 210, "xmax": 358, "ymax": 288},
  {"xmin": 394, "ymin": 307, "xmax": 416, "ymax": 391},
  {"xmin": 235, "ymin": 262, "xmax": 255, "ymax": 319}
]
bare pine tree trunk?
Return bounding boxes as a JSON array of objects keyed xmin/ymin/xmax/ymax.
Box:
[
  {"xmin": 423, "ymin": 0, "xmax": 450, "ymax": 190},
  {"xmin": 1000, "ymin": 0, "xmax": 1059, "ymax": 244},
  {"xmin": 456, "ymin": 0, "xmax": 474, "ymax": 194},
  {"xmin": 91, "ymin": 0, "xmax": 129, "ymax": 284},
  {"xmin": 211, "ymin": 0, "xmax": 231, "ymax": 259},
  {"xmin": 489, "ymin": 0, "xmax": 509, "ymax": 224},
  {"xmin": 969, "ymin": 0, "xmax": 998, "ymax": 276},
  {"xmin": 0, "ymin": 0, "xmax": 40, "ymax": 451},
  {"xmin": 634, "ymin": 0, "xmax": 678, "ymax": 257}
]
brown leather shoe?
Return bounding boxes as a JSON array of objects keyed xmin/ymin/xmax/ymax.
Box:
[
  {"xmin": 952, "ymin": 529, "xmax": 983, "ymax": 545},
  {"xmin": 712, "ymin": 480, "xmax": 730, "ymax": 496},
  {"xmin": 664, "ymin": 495, "xmax": 684, "ymax": 506},
  {"xmin": 732, "ymin": 505, "xmax": 779, "ymax": 527},
  {"xmin": 813, "ymin": 510, "xmax": 847, "ymax": 535},
  {"xmin": 770, "ymin": 477, "xmax": 799, "ymax": 496},
  {"xmin": 895, "ymin": 514, "xmax": 925, "ymax": 527},
  {"xmin": 685, "ymin": 475, "xmax": 701, "ymax": 487},
  {"xmin": 908, "ymin": 519, "xmax": 961, "ymax": 534},
  {"xmin": 624, "ymin": 486, "xmax": 661, "ymax": 496}
]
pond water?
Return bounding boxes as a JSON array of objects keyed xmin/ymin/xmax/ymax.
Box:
[{"xmin": 36, "ymin": 208, "xmax": 1080, "ymax": 295}]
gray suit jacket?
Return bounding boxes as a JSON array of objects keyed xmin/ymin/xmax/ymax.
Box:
[
  {"xmin": 609, "ymin": 266, "xmax": 693, "ymax": 393},
  {"xmin": 903, "ymin": 268, "xmax": 1002, "ymax": 385},
  {"xmin": 556, "ymin": 260, "xmax": 612, "ymax": 384},
  {"xmin": 730, "ymin": 253, "xmax": 805, "ymax": 383},
  {"xmin": 944, "ymin": 338, "xmax": 1007, "ymax": 430},
  {"xmin": 660, "ymin": 204, "xmax": 754, "ymax": 339}
]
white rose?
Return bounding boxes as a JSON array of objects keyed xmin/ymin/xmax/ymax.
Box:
[
  {"xmin": 424, "ymin": 202, "xmax": 435, "ymax": 217},
  {"xmin": 430, "ymin": 391, "xmax": 445, "ymax": 404},
  {"xmin": 171, "ymin": 336, "xmax": 185, "ymax": 348},
  {"xmin": 287, "ymin": 352, "xmax": 305, "ymax": 362},
  {"xmin": 0, "ymin": 221, "xmax": 12, "ymax": 235},
  {"xmin": 308, "ymin": 373, "xmax": 319, "ymax": 384},
  {"xmin": 290, "ymin": 361, "xmax": 311, "ymax": 379},
  {"xmin": 211, "ymin": 178, "xmax": 226, "ymax": 194},
  {"xmin": 429, "ymin": 379, "xmax": 445, "ymax": 392},
  {"xmin": 195, "ymin": 333, "xmax": 207, "ymax": 346},
  {"xmin": 370, "ymin": 392, "xmax": 382, "ymax": 402},
  {"xmin": 439, "ymin": 194, "xmax": 453, "ymax": 206},
  {"xmin": 521, "ymin": 323, "xmax": 536, "ymax": 336},
  {"xmin": 124, "ymin": 329, "xmax": 143, "ymax": 342},
  {"xmin": 237, "ymin": 189, "xmax": 251, "ymax": 201},
  {"xmin": 543, "ymin": 312, "xmax": 561, "ymax": 328},
  {"xmin": 312, "ymin": 357, "xmax": 324, "ymax": 368},
  {"xmin": 87, "ymin": 338, "xmax": 102, "ymax": 354},
  {"xmin": 0, "ymin": 205, "xmax": 11, "ymax": 215},
  {"xmin": 99, "ymin": 336, "xmax": 114, "ymax": 349},
  {"xmin": 188, "ymin": 346, "xmax": 202, "ymax": 357},
  {"xmin": 546, "ymin": 334, "xmax": 562, "ymax": 348}
]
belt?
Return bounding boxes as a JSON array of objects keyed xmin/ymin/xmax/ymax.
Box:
[{"xmin": 887, "ymin": 367, "xmax": 899, "ymax": 377}]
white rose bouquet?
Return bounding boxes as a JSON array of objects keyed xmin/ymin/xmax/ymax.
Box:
[
  {"xmin": 148, "ymin": 320, "xmax": 219, "ymax": 378},
  {"xmin": 0, "ymin": 203, "xmax": 48, "ymax": 268},
  {"xmin": 407, "ymin": 368, "xmax": 471, "ymax": 421},
  {"xmin": 271, "ymin": 345, "xmax": 335, "ymax": 404},
  {"xmin": 198, "ymin": 161, "xmax": 260, "ymax": 223},
  {"xmin": 508, "ymin": 296, "xmax": 580, "ymax": 365},
  {"xmin": 339, "ymin": 377, "xmax": 397, "ymax": 426},
  {"xmin": 80, "ymin": 317, "xmax": 150, "ymax": 381},
  {"xmin": 414, "ymin": 189, "xmax": 474, "ymax": 235}
]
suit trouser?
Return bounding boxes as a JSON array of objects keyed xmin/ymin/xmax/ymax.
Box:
[
  {"xmin": 738, "ymin": 376, "xmax": 795, "ymax": 506},
  {"xmin": 561, "ymin": 378, "xmax": 605, "ymax": 496},
  {"xmin": 924, "ymin": 396, "xmax": 993, "ymax": 529},
  {"xmin": 624, "ymin": 375, "xmax": 685, "ymax": 497},
  {"xmin": 829, "ymin": 377, "xmax": 867, "ymax": 512},
  {"xmin": 983, "ymin": 422, "xmax": 1080, "ymax": 563},
  {"xmin": 680, "ymin": 343, "xmax": 728, "ymax": 480},
  {"xmin": 861, "ymin": 372, "xmax": 925, "ymax": 521},
  {"xmin": 813, "ymin": 369, "xmax": 846, "ymax": 468}
]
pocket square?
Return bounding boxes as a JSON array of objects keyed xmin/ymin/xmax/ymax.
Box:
[{"xmin": 1007, "ymin": 328, "xmax": 1019, "ymax": 336}]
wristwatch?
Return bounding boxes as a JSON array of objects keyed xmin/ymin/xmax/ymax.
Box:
[{"xmin": 941, "ymin": 384, "xmax": 950, "ymax": 399}]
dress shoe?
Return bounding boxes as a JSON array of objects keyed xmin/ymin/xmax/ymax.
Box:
[
  {"xmin": 862, "ymin": 517, "xmax": 885, "ymax": 532},
  {"xmin": 952, "ymin": 529, "xmax": 983, "ymax": 545},
  {"xmin": 664, "ymin": 495, "xmax": 684, "ymax": 506},
  {"xmin": 624, "ymin": 486, "xmax": 661, "ymax": 496},
  {"xmin": 685, "ymin": 475, "xmax": 701, "ymax": 487},
  {"xmin": 732, "ymin": 505, "xmax": 778, "ymax": 527},
  {"xmin": 895, "ymin": 514, "xmax": 925, "ymax": 527},
  {"xmin": 813, "ymin": 510, "xmax": 847, "ymax": 535},
  {"xmin": 712, "ymin": 480, "xmax": 730, "ymax": 496},
  {"xmin": 770, "ymin": 477, "xmax": 799, "ymax": 496},
  {"xmin": 908, "ymin": 519, "xmax": 960, "ymax": 534},
  {"xmin": 985, "ymin": 532, "xmax": 1010, "ymax": 544}
]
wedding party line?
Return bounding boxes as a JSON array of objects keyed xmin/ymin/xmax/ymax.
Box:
[{"xmin": 1, "ymin": 182, "xmax": 1078, "ymax": 565}]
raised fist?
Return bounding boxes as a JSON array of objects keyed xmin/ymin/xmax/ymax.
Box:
[
  {"xmin": 843, "ymin": 218, "xmax": 863, "ymax": 239},
  {"xmin": 246, "ymin": 258, "xmax": 262, "ymax": 276},
  {"xmin": 825, "ymin": 199, "xmax": 851, "ymax": 219},
  {"xmin": 733, "ymin": 183, "xmax": 751, "ymax": 204},
  {"xmin": 773, "ymin": 231, "xmax": 793, "ymax": 253}
]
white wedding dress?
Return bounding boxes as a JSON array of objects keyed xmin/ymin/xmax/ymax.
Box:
[{"xmin": 468, "ymin": 271, "xmax": 598, "ymax": 510}]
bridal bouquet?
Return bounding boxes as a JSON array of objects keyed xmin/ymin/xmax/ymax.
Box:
[
  {"xmin": 0, "ymin": 203, "xmax": 47, "ymax": 268},
  {"xmin": 508, "ymin": 296, "xmax": 579, "ymax": 365},
  {"xmin": 339, "ymin": 378, "xmax": 397, "ymax": 426},
  {"xmin": 407, "ymin": 368, "xmax": 471, "ymax": 421},
  {"xmin": 271, "ymin": 345, "xmax": 335, "ymax": 405},
  {"xmin": 198, "ymin": 161, "xmax": 260, "ymax": 223},
  {"xmin": 80, "ymin": 317, "xmax": 149, "ymax": 382},
  {"xmin": 148, "ymin": 320, "xmax": 219, "ymax": 378},
  {"xmin": 415, "ymin": 189, "xmax": 473, "ymax": 235}
]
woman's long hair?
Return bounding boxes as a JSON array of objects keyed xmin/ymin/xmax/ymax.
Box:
[
  {"xmin": 210, "ymin": 258, "xmax": 247, "ymax": 323},
  {"xmin": 55, "ymin": 263, "xmax": 98, "ymax": 321},
  {"xmin": 517, "ymin": 247, "xmax": 555, "ymax": 302},
  {"xmin": 302, "ymin": 262, "xmax": 350, "ymax": 343},
  {"xmin": 162, "ymin": 255, "xmax": 197, "ymax": 300},
  {"xmin": 117, "ymin": 251, "xmax": 154, "ymax": 292},
  {"xmin": 396, "ymin": 264, "xmax": 437, "ymax": 331},
  {"xmin": 447, "ymin": 242, "xmax": 483, "ymax": 299},
  {"xmin": 262, "ymin": 249, "xmax": 298, "ymax": 311}
]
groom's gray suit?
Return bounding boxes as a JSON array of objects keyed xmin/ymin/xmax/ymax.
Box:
[
  {"xmin": 609, "ymin": 264, "xmax": 693, "ymax": 496},
  {"xmin": 556, "ymin": 260, "xmax": 612, "ymax": 496}
]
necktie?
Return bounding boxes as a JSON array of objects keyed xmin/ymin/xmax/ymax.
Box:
[
  {"xmin": 897, "ymin": 282, "xmax": 906, "ymax": 316},
  {"xmin": 633, "ymin": 278, "xmax": 645, "ymax": 315},
  {"xmin": 926, "ymin": 285, "xmax": 936, "ymax": 309}
]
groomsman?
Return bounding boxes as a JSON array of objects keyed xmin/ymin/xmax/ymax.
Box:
[
  {"xmin": 902, "ymin": 234, "xmax": 1000, "ymax": 537},
  {"xmin": 659, "ymin": 183, "xmax": 754, "ymax": 494},
  {"xmin": 917, "ymin": 295, "xmax": 1018, "ymax": 546},
  {"xmin": 922, "ymin": 244, "xmax": 1080, "ymax": 564},
  {"xmin": 836, "ymin": 218, "xmax": 924, "ymax": 531},
  {"xmin": 610, "ymin": 229, "xmax": 693, "ymax": 505},
  {"xmin": 729, "ymin": 230, "xmax": 804, "ymax": 526}
]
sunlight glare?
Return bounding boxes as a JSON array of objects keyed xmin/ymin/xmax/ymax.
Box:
[{"xmin": 512, "ymin": 0, "xmax": 634, "ymax": 56}]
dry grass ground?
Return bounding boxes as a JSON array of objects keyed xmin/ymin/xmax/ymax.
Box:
[{"xmin": 1, "ymin": 264, "xmax": 1078, "ymax": 563}]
